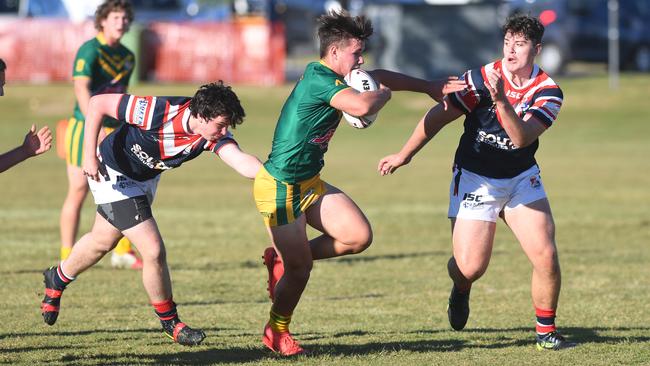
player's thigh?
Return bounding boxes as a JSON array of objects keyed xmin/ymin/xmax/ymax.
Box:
[
  {"xmin": 122, "ymin": 217, "xmax": 165, "ymax": 259},
  {"xmin": 451, "ymin": 217, "xmax": 497, "ymax": 271},
  {"xmin": 503, "ymin": 198, "xmax": 557, "ymax": 266},
  {"xmin": 305, "ymin": 183, "xmax": 371, "ymax": 245},
  {"xmin": 269, "ymin": 215, "xmax": 312, "ymax": 268},
  {"xmin": 89, "ymin": 212, "xmax": 124, "ymax": 250}
]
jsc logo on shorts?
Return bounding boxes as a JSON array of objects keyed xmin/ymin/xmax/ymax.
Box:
[{"xmin": 461, "ymin": 193, "xmax": 484, "ymax": 209}]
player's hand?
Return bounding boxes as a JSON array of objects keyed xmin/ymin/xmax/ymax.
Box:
[
  {"xmin": 378, "ymin": 153, "xmax": 410, "ymax": 176},
  {"xmin": 22, "ymin": 124, "xmax": 53, "ymax": 157},
  {"xmin": 484, "ymin": 69, "xmax": 506, "ymax": 103},
  {"xmin": 428, "ymin": 77, "xmax": 466, "ymax": 110},
  {"xmin": 83, "ymin": 156, "xmax": 102, "ymax": 182}
]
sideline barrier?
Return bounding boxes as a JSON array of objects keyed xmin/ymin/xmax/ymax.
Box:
[{"xmin": 0, "ymin": 19, "xmax": 285, "ymax": 85}]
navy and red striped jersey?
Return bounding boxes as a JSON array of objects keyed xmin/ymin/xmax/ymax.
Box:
[
  {"xmin": 448, "ymin": 60, "xmax": 563, "ymax": 178},
  {"xmin": 99, "ymin": 94, "xmax": 237, "ymax": 181}
]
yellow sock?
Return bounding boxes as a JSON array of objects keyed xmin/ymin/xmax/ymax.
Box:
[
  {"xmin": 60, "ymin": 246, "xmax": 72, "ymax": 261},
  {"xmin": 114, "ymin": 237, "xmax": 132, "ymax": 255},
  {"xmin": 269, "ymin": 309, "xmax": 292, "ymax": 333}
]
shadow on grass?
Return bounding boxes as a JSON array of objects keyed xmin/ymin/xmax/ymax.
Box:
[
  {"xmin": 413, "ymin": 326, "xmax": 650, "ymax": 349},
  {"xmin": 2, "ymin": 250, "xmax": 446, "ymax": 276},
  {"xmin": 3, "ymin": 326, "xmax": 650, "ymax": 364}
]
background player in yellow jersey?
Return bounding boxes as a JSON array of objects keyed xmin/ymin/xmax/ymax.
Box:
[
  {"xmin": 255, "ymin": 10, "xmax": 466, "ymax": 356},
  {"xmin": 60, "ymin": 0, "xmax": 141, "ymax": 268},
  {"xmin": 0, "ymin": 58, "xmax": 53, "ymax": 172}
]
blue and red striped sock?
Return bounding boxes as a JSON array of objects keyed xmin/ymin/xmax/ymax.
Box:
[
  {"xmin": 53, "ymin": 263, "xmax": 75, "ymax": 289},
  {"xmin": 535, "ymin": 307, "xmax": 557, "ymax": 335}
]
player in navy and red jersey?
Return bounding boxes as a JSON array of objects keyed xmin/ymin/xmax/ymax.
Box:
[
  {"xmin": 40, "ymin": 81, "xmax": 261, "ymax": 346},
  {"xmin": 379, "ymin": 14, "xmax": 574, "ymax": 350}
]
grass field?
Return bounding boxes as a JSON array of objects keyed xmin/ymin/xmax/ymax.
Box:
[{"xmin": 0, "ymin": 74, "xmax": 649, "ymax": 365}]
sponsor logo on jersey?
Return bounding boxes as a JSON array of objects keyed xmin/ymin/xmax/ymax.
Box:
[
  {"xmin": 130, "ymin": 144, "xmax": 172, "ymax": 170},
  {"xmin": 506, "ymin": 90, "xmax": 522, "ymax": 99},
  {"xmin": 133, "ymin": 99, "xmax": 149, "ymax": 126},
  {"xmin": 476, "ymin": 130, "xmax": 517, "ymax": 150},
  {"xmin": 309, "ymin": 128, "xmax": 336, "ymax": 149}
]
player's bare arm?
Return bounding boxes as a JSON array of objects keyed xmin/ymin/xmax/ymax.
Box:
[
  {"xmin": 378, "ymin": 101, "xmax": 463, "ymax": 176},
  {"xmin": 370, "ymin": 69, "xmax": 467, "ymax": 102},
  {"xmin": 484, "ymin": 69, "xmax": 547, "ymax": 148},
  {"xmin": 0, "ymin": 124, "xmax": 52, "ymax": 173},
  {"xmin": 330, "ymin": 86, "xmax": 391, "ymax": 117},
  {"xmin": 217, "ymin": 143, "xmax": 262, "ymax": 179},
  {"xmin": 82, "ymin": 93, "xmax": 122, "ymax": 181},
  {"xmin": 73, "ymin": 77, "xmax": 92, "ymax": 117}
]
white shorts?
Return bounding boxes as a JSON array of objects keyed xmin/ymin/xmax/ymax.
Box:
[
  {"xmin": 447, "ymin": 165, "xmax": 547, "ymax": 222},
  {"xmin": 88, "ymin": 164, "xmax": 160, "ymax": 205}
]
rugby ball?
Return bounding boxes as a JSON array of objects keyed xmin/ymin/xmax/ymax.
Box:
[{"xmin": 342, "ymin": 69, "xmax": 379, "ymax": 129}]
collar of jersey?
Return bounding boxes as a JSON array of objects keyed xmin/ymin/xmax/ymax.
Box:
[
  {"xmin": 96, "ymin": 32, "xmax": 108, "ymax": 45},
  {"xmin": 500, "ymin": 58, "xmax": 540, "ymax": 91}
]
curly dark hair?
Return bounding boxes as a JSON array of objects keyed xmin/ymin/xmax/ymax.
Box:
[
  {"xmin": 189, "ymin": 81, "xmax": 245, "ymax": 128},
  {"xmin": 0, "ymin": 58, "xmax": 6, "ymax": 72},
  {"xmin": 94, "ymin": 0, "xmax": 134, "ymax": 31},
  {"xmin": 503, "ymin": 14, "xmax": 545, "ymax": 45},
  {"xmin": 317, "ymin": 10, "xmax": 373, "ymax": 58}
]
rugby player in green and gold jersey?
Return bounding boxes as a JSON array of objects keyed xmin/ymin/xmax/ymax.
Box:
[
  {"xmin": 254, "ymin": 10, "xmax": 466, "ymax": 356},
  {"xmin": 60, "ymin": 0, "xmax": 141, "ymax": 268}
]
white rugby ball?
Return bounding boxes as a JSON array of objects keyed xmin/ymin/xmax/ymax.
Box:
[{"xmin": 342, "ymin": 69, "xmax": 379, "ymax": 129}]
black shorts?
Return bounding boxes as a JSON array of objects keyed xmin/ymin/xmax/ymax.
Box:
[{"xmin": 97, "ymin": 195, "xmax": 153, "ymax": 231}]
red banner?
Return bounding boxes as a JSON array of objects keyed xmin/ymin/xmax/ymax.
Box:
[{"xmin": 0, "ymin": 18, "xmax": 285, "ymax": 85}]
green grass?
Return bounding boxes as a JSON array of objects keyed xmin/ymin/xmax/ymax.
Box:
[{"xmin": 0, "ymin": 74, "xmax": 649, "ymax": 365}]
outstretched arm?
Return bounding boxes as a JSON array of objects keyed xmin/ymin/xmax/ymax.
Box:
[
  {"xmin": 82, "ymin": 94, "xmax": 123, "ymax": 181},
  {"xmin": 0, "ymin": 124, "xmax": 52, "ymax": 173},
  {"xmin": 369, "ymin": 69, "xmax": 466, "ymax": 103},
  {"xmin": 218, "ymin": 143, "xmax": 262, "ymax": 179},
  {"xmin": 378, "ymin": 101, "xmax": 464, "ymax": 176}
]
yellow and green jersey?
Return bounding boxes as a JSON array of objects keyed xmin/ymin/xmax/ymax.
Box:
[
  {"xmin": 263, "ymin": 61, "xmax": 350, "ymax": 183},
  {"xmin": 72, "ymin": 32, "xmax": 135, "ymax": 127}
]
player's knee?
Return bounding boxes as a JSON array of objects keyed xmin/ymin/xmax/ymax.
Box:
[
  {"xmin": 344, "ymin": 225, "xmax": 373, "ymax": 254},
  {"xmin": 139, "ymin": 242, "xmax": 167, "ymax": 264},
  {"xmin": 536, "ymin": 245, "xmax": 560, "ymax": 273},
  {"xmin": 454, "ymin": 257, "xmax": 488, "ymax": 282}
]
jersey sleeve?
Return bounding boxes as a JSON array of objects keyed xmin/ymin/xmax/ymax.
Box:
[
  {"xmin": 447, "ymin": 68, "xmax": 485, "ymax": 114},
  {"xmin": 314, "ymin": 72, "xmax": 350, "ymax": 104},
  {"xmin": 206, "ymin": 131, "xmax": 238, "ymax": 154},
  {"xmin": 72, "ymin": 41, "xmax": 96, "ymax": 79},
  {"xmin": 117, "ymin": 94, "xmax": 158, "ymax": 129},
  {"xmin": 527, "ymin": 87, "xmax": 563, "ymax": 128}
]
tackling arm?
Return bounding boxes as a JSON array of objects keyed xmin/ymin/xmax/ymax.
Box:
[
  {"xmin": 217, "ymin": 143, "xmax": 262, "ymax": 179},
  {"xmin": 370, "ymin": 69, "xmax": 467, "ymax": 102},
  {"xmin": 0, "ymin": 125, "xmax": 53, "ymax": 173},
  {"xmin": 378, "ymin": 101, "xmax": 464, "ymax": 175}
]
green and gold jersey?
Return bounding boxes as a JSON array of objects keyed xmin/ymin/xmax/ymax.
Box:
[
  {"xmin": 72, "ymin": 32, "xmax": 135, "ymax": 127},
  {"xmin": 264, "ymin": 61, "xmax": 350, "ymax": 183}
]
